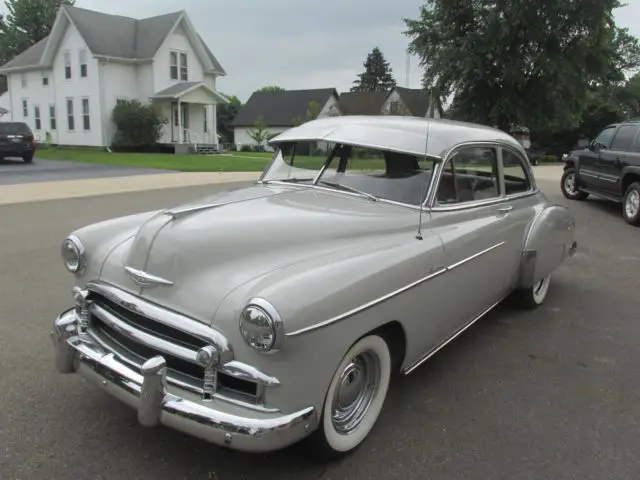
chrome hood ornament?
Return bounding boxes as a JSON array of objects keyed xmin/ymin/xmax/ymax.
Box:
[{"xmin": 125, "ymin": 266, "xmax": 174, "ymax": 287}]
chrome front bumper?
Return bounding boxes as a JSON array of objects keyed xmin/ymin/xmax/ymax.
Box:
[{"xmin": 50, "ymin": 308, "xmax": 317, "ymax": 453}]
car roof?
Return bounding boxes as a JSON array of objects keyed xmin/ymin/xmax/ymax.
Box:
[{"xmin": 269, "ymin": 115, "xmax": 524, "ymax": 159}]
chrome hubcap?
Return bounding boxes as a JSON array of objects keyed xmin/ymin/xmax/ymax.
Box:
[
  {"xmin": 331, "ymin": 351, "xmax": 380, "ymax": 434},
  {"xmin": 564, "ymin": 173, "xmax": 577, "ymax": 195},
  {"xmin": 625, "ymin": 190, "xmax": 640, "ymax": 219}
]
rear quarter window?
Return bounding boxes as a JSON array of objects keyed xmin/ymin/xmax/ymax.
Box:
[{"xmin": 0, "ymin": 122, "xmax": 32, "ymax": 135}]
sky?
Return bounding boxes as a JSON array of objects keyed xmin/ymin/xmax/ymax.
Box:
[{"xmin": 1, "ymin": 0, "xmax": 639, "ymax": 103}]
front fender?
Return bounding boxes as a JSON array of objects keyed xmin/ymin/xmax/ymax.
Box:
[{"xmin": 518, "ymin": 203, "xmax": 576, "ymax": 288}]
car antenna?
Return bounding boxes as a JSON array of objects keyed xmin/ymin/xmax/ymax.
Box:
[{"xmin": 416, "ymin": 119, "xmax": 431, "ymax": 241}]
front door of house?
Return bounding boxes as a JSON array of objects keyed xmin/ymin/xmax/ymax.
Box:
[{"xmin": 171, "ymin": 102, "xmax": 190, "ymax": 142}]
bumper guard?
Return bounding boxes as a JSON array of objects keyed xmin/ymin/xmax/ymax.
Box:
[{"xmin": 50, "ymin": 308, "xmax": 317, "ymax": 453}]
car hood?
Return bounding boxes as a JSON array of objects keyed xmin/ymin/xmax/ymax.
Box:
[{"xmin": 99, "ymin": 183, "xmax": 415, "ymax": 325}]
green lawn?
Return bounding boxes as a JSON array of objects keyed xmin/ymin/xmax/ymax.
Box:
[{"xmin": 35, "ymin": 148, "xmax": 274, "ymax": 172}]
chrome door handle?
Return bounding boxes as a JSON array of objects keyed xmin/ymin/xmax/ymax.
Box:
[{"xmin": 498, "ymin": 206, "xmax": 513, "ymax": 214}]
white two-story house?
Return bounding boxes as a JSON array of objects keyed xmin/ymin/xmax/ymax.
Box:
[{"xmin": 0, "ymin": 4, "xmax": 228, "ymax": 148}]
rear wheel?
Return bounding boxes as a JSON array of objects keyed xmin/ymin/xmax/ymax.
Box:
[
  {"xmin": 22, "ymin": 152, "xmax": 34, "ymax": 163},
  {"xmin": 509, "ymin": 274, "xmax": 552, "ymax": 310},
  {"xmin": 560, "ymin": 168, "xmax": 588, "ymax": 200},
  {"xmin": 622, "ymin": 182, "xmax": 640, "ymax": 226},
  {"xmin": 306, "ymin": 334, "xmax": 391, "ymax": 461}
]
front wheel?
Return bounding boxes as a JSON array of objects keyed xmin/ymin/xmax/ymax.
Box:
[
  {"xmin": 622, "ymin": 181, "xmax": 640, "ymax": 226},
  {"xmin": 306, "ymin": 334, "xmax": 391, "ymax": 461},
  {"xmin": 560, "ymin": 168, "xmax": 588, "ymax": 200},
  {"xmin": 508, "ymin": 274, "xmax": 552, "ymax": 310}
]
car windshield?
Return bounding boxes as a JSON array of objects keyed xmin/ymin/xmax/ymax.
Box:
[
  {"xmin": 0, "ymin": 122, "xmax": 31, "ymax": 135},
  {"xmin": 261, "ymin": 141, "xmax": 438, "ymax": 206}
]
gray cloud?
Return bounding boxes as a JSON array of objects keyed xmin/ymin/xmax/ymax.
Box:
[{"xmin": 1, "ymin": 0, "xmax": 638, "ymax": 102}]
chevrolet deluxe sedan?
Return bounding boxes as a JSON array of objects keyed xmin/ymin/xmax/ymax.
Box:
[{"xmin": 51, "ymin": 116, "xmax": 577, "ymax": 460}]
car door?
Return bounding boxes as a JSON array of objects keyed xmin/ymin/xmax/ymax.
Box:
[
  {"xmin": 597, "ymin": 124, "xmax": 640, "ymax": 196},
  {"xmin": 578, "ymin": 125, "xmax": 618, "ymax": 191},
  {"xmin": 427, "ymin": 144, "xmax": 519, "ymax": 335}
]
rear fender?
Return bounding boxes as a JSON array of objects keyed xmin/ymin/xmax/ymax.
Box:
[{"xmin": 518, "ymin": 204, "xmax": 576, "ymax": 288}]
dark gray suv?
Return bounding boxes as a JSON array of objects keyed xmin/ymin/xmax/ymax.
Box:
[{"xmin": 560, "ymin": 119, "xmax": 640, "ymax": 226}]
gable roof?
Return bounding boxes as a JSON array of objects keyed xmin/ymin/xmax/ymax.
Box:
[
  {"xmin": 391, "ymin": 87, "xmax": 440, "ymax": 117},
  {"xmin": 232, "ymin": 88, "xmax": 339, "ymax": 127},
  {"xmin": 338, "ymin": 91, "xmax": 387, "ymax": 115},
  {"xmin": 0, "ymin": 5, "xmax": 225, "ymax": 75}
]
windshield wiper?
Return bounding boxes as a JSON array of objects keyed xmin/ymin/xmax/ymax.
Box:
[{"xmin": 319, "ymin": 180, "xmax": 378, "ymax": 202}]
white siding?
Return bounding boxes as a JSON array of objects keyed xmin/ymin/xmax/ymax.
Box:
[
  {"xmin": 99, "ymin": 60, "xmax": 138, "ymax": 145},
  {"xmin": 318, "ymin": 95, "xmax": 341, "ymax": 118},
  {"xmin": 234, "ymin": 126, "xmax": 288, "ymax": 146},
  {"xmin": 152, "ymin": 22, "xmax": 205, "ymax": 93},
  {"xmin": 136, "ymin": 64, "xmax": 154, "ymax": 100},
  {"xmin": 6, "ymin": 69, "xmax": 55, "ymax": 141},
  {"xmin": 52, "ymin": 22, "xmax": 102, "ymax": 146}
]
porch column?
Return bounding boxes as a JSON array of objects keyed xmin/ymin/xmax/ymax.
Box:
[
  {"xmin": 177, "ymin": 98, "xmax": 183, "ymax": 143},
  {"xmin": 212, "ymin": 103, "xmax": 218, "ymax": 147}
]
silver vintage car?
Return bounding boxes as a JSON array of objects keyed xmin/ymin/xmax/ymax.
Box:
[{"xmin": 51, "ymin": 116, "xmax": 577, "ymax": 460}]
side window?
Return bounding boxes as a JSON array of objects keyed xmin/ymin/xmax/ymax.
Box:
[
  {"xmin": 610, "ymin": 124, "xmax": 640, "ymax": 152},
  {"xmin": 502, "ymin": 148, "xmax": 533, "ymax": 196},
  {"xmin": 436, "ymin": 147, "xmax": 500, "ymax": 205},
  {"xmin": 592, "ymin": 126, "xmax": 616, "ymax": 149}
]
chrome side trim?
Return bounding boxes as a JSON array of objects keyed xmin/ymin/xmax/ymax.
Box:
[
  {"xmin": 87, "ymin": 281, "xmax": 234, "ymax": 363},
  {"xmin": 125, "ymin": 266, "xmax": 174, "ymax": 287},
  {"xmin": 286, "ymin": 241, "xmax": 505, "ymax": 337},
  {"xmin": 402, "ymin": 297, "xmax": 504, "ymax": 375}
]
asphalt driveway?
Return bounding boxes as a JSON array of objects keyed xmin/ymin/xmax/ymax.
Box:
[
  {"xmin": 0, "ymin": 157, "xmax": 172, "ymax": 185},
  {"xmin": 0, "ymin": 180, "xmax": 638, "ymax": 480}
]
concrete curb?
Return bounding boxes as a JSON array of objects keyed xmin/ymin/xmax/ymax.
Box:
[{"xmin": 0, "ymin": 171, "xmax": 259, "ymax": 206}]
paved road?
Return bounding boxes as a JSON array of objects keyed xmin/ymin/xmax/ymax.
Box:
[
  {"xmin": 0, "ymin": 157, "xmax": 171, "ymax": 185},
  {"xmin": 1, "ymin": 180, "xmax": 639, "ymax": 480}
]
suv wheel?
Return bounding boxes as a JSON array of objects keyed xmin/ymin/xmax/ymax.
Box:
[
  {"xmin": 560, "ymin": 168, "xmax": 588, "ymax": 200},
  {"xmin": 22, "ymin": 152, "xmax": 33, "ymax": 163},
  {"xmin": 622, "ymin": 182, "xmax": 640, "ymax": 226}
]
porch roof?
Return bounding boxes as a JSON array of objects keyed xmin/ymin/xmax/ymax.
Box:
[{"xmin": 151, "ymin": 82, "xmax": 229, "ymax": 104}]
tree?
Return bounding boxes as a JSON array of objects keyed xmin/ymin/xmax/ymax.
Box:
[
  {"xmin": 216, "ymin": 93, "xmax": 242, "ymax": 144},
  {"xmin": 292, "ymin": 100, "xmax": 322, "ymax": 126},
  {"xmin": 256, "ymin": 85, "xmax": 285, "ymax": 93},
  {"xmin": 248, "ymin": 116, "xmax": 270, "ymax": 145},
  {"xmin": 111, "ymin": 100, "xmax": 166, "ymax": 148},
  {"xmin": 403, "ymin": 0, "xmax": 640, "ymax": 133},
  {"xmin": 350, "ymin": 47, "xmax": 397, "ymax": 92},
  {"xmin": 0, "ymin": 0, "xmax": 74, "ymax": 65}
]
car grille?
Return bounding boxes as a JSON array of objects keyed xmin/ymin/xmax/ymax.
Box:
[{"xmin": 86, "ymin": 289, "xmax": 259, "ymax": 402}]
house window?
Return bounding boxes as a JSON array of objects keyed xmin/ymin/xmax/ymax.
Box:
[
  {"xmin": 21, "ymin": 74, "xmax": 27, "ymax": 88},
  {"xmin": 63, "ymin": 51, "xmax": 72, "ymax": 79},
  {"xmin": 49, "ymin": 105, "xmax": 57, "ymax": 130},
  {"xmin": 22, "ymin": 99, "xmax": 28, "ymax": 117},
  {"xmin": 79, "ymin": 49, "xmax": 88, "ymax": 77},
  {"xmin": 82, "ymin": 98, "xmax": 90, "ymax": 131},
  {"xmin": 170, "ymin": 51, "xmax": 178, "ymax": 79},
  {"xmin": 180, "ymin": 53, "xmax": 188, "ymax": 81},
  {"xmin": 116, "ymin": 97, "xmax": 127, "ymax": 106},
  {"xmin": 42, "ymin": 75, "xmax": 49, "ymax": 86},
  {"xmin": 389, "ymin": 101, "xmax": 399, "ymax": 115},
  {"xmin": 203, "ymin": 106, "xmax": 208, "ymax": 132},
  {"xmin": 66, "ymin": 98, "xmax": 75, "ymax": 131},
  {"xmin": 34, "ymin": 106, "xmax": 41, "ymax": 130}
]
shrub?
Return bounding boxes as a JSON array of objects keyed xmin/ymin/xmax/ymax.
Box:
[
  {"xmin": 240, "ymin": 145, "xmax": 253, "ymax": 152},
  {"xmin": 111, "ymin": 100, "xmax": 166, "ymax": 147}
]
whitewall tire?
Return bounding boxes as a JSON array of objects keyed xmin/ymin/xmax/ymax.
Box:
[
  {"xmin": 307, "ymin": 334, "xmax": 391, "ymax": 460},
  {"xmin": 509, "ymin": 274, "xmax": 552, "ymax": 310}
]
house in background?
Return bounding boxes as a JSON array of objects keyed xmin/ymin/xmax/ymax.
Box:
[
  {"xmin": 231, "ymin": 88, "xmax": 341, "ymax": 147},
  {"xmin": 338, "ymin": 91, "xmax": 387, "ymax": 116},
  {"xmin": 381, "ymin": 86, "xmax": 442, "ymax": 118},
  {"xmin": 0, "ymin": 4, "xmax": 228, "ymax": 149}
]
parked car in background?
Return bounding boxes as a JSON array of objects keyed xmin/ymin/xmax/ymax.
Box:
[
  {"xmin": 50, "ymin": 116, "xmax": 577, "ymax": 461},
  {"xmin": 0, "ymin": 121, "xmax": 36, "ymax": 163},
  {"xmin": 560, "ymin": 119, "xmax": 640, "ymax": 226}
]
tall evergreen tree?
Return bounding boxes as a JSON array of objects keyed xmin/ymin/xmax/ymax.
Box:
[{"xmin": 350, "ymin": 47, "xmax": 397, "ymax": 92}]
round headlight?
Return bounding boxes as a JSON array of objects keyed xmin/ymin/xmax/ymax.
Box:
[
  {"xmin": 61, "ymin": 235, "xmax": 85, "ymax": 274},
  {"xmin": 239, "ymin": 299, "xmax": 283, "ymax": 353}
]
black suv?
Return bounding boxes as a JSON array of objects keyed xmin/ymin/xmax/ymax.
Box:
[
  {"xmin": 0, "ymin": 121, "xmax": 36, "ymax": 163},
  {"xmin": 560, "ymin": 119, "xmax": 640, "ymax": 226}
]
